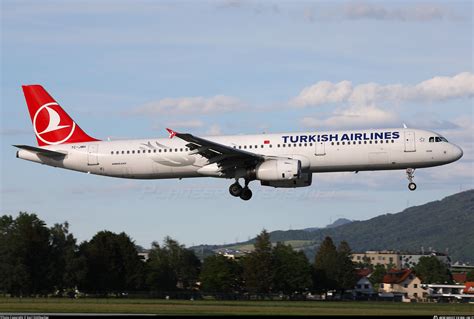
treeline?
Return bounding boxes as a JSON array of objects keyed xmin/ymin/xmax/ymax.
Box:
[
  {"xmin": 0, "ymin": 212, "xmax": 361, "ymax": 297},
  {"xmin": 3, "ymin": 213, "xmax": 461, "ymax": 299}
]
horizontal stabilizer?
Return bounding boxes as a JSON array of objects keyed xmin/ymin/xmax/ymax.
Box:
[{"xmin": 13, "ymin": 145, "xmax": 67, "ymax": 158}]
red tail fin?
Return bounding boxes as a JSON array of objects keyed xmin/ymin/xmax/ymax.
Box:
[{"xmin": 22, "ymin": 85, "xmax": 99, "ymax": 146}]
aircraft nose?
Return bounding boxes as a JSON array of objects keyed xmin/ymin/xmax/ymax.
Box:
[{"xmin": 452, "ymin": 144, "xmax": 463, "ymax": 161}]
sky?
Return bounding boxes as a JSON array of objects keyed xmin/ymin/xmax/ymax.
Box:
[{"xmin": 1, "ymin": 0, "xmax": 473, "ymax": 248}]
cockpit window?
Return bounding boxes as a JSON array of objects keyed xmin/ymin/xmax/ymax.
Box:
[{"xmin": 430, "ymin": 136, "xmax": 448, "ymax": 143}]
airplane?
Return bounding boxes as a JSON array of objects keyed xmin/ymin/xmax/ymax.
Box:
[{"xmin": 15, "ymin": 85, "xmax": 463, "ymax": 200}]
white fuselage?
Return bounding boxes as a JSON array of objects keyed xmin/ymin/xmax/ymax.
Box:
[{"xmin": 17, "ymin": 128, "xmax": 463, "ymax": 181}]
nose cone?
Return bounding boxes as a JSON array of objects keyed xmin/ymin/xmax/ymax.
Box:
[{"xmin": 452, "ymin": 144, "xmax": 463, "ymax": 161}]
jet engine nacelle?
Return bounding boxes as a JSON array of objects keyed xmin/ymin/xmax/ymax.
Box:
[
  {"xmin": 260, "ymin": 172, "xmax": 312, "ymax": 188},
  {"xmin": 255, "ymin": 159, "xmax": 301, "ymax": 181}
]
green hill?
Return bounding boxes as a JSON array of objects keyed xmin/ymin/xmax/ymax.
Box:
[{"xmin": 197, "ymin": 190, "xmax": 474, "ymax": 263}]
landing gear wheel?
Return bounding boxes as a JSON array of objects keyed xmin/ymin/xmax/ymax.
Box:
[
  {"xmin": 239, "ymin": 187, "xmax": 252, "ymax": 201},
  {"xmin": 229, "ymin": 183, "xmax": 243, "ymax": 197},
  {"xmin": 405, "ymin": 168, "xmax": 417, "ymax": 191}
]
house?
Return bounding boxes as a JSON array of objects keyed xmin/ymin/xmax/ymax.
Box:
[
  {"xmin": 352, "ymin": 250, "xmax": 402, "ymax": 269},
  {"xmin": 380, "ymin": 269, "xmax": 426, "ymax": 301},
  {"xmin": 452, "ymin": 273, "xmax": 467, "ymax": 284},
  {"xmin": 353, "ymin": 268, "xmax": 375, "ymax": 297}
]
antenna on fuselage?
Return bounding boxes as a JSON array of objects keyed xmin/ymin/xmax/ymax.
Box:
[{"xmin": 402, "ymin": 123, "xmax": 408, "ymax": 128}]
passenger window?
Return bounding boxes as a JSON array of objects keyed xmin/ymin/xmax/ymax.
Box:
[
  {"xmin": 175, "ymin": 148, "xmax": 178, "ymax": 152},
  {"xmin": 358, "ymin": 141, "xmax": 362, "ymax": 144},
  {"xmin": 127, "ymin": 151, "xmax": 130, "ymax": 154},
  {"xmin": 375, "ymin": 140, "xmax": 378, "ymax": 144},
  {"xmin": 299, "ymin": 143, "xmax": 302, "ymax": 147},
  {"xmin": 304, "ymin": 143, "xmax": 307, "ymax": 147},
  {"xmin": 309, "ymin": 143, "xmax": 313, "ymax": 146},
  {"xmin": 342, "ymin": 142, "xmax": 345, "ymax": 145},
  {"xmin": 269, "ymin": 144, "xmax": 272, "ymax": 148},
  {"xmin": 283, "ymin": 144, "xmax": 286, "ymax": 147},
  {"xmin": 331, "ymin": 142, "xmax": 334, "ymax": 145},
  {"xmin": 255, "ymin": 145, "xmax": 258, "ymax": 148},
  {"xmin": 244, "ymin": 146, "xmax": 247, "ymax": 149},
  {"xmin": 261, "ymin": 145, "xmax": 264, "ymax": 148},
  {"xmin": 369, "ymin": 141, "xmax": 372, "ymax": 144},
  {"xmin": 337, "ymin": 142, "xmax": 340, "ymax": 145},
  {"xmin": 293, "ymin": 144, "xmax": 297, "ymax": 147},
  {"xmin": 249, "ymin": 145, "xmax": 252, "ymax": 149},
  {"xmin": 121, "ymin": 151, "xmax": 124, "ymax": 154},
  {"xmin": 153, "ymin": 149, "xmax": 156, "ymax": 153},
  {"xmin": 164, "ymin": 149, "xmax": 167, "ymax": 152},
  {"xmin": 288, "ymin": 144, "xmax": 291, "ymax": 147}
]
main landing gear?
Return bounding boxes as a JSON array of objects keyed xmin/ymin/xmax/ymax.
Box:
[
  {"xmin": 406, "ymin": 168, "xmax": 417, "ymax": 191},
  {"xmin": 229, "ymin": 179, "xmax": 252, "ymax": 201}
]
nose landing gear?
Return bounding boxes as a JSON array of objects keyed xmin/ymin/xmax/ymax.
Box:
[
  {"xmin": 406, "ymin": 168, "xmax": 417, "ymax": 191},
  {"xmin": 229, "ymin": 179, "xmax": 253, "ymax": 200}
]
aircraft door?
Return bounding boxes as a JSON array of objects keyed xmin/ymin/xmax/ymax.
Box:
[
  {"xmin": 315, "ymin": 141, "xmax": 326, "ymax": 156},
  {"xmin": 87, "ymin": 144, "xmax": 99, "ymax": 165},
  {"xmin": 404, "ymin": 131, "xmax": 416, "ymax": 152}
]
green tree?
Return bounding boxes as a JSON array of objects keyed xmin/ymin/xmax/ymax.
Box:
[
  {"xmin": 48, "ymin": 222, "xmax": 79, "ymax": 293},
  {"xmin": 272, "ymin": 242, "xmax": 312, "ymax": 295},
  {"xmin": 200, "ymin": 255, "xmax": 242, "ymax": 293},
  {"xmin": 369, "ymin": 264, "xmax": 387, "ymax": 290},
  {"xmin": 467, "ymin": 270, "xmax": 474, "ymax": 281},
  {"xmin": 146, "ymin": 237, "xmax": 201, "ymax": 291},
  {"xmin": 146, "ymin": 241, "xmax": 177, "ymax": 291},
  {"xmin": 414, "ymin": 256, "xmax": 452, "ymax": 284},
  {"xmin": 313, "ymin": 236, "xmax": 338, "ymax": 293},
  {"xmin": 0, "ymin": 213, "xmax": 52, "ymax": 296},
  {"xmin": 79, "ymin": 231, "xmax": 145, "ymax": 294},
  {"xmin": 335, "ymin": 241, "xmax": 357, "ymax": 294},
  {"xmin": 243, "ymin": 229, "xmax": 273, "ymax": 293}
]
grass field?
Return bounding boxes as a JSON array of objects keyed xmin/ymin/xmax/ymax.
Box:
[{"xmin": 1, "ymin": 298, "xmax": 473, "ymax": 315}]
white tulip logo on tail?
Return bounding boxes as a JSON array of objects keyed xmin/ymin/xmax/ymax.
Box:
[{"xmin": 33, "ymin": 102, "xmax": 76, "ymax": 145}]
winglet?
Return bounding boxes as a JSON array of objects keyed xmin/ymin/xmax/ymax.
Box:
[{"xmin": 166, "ymin": 128, "xmax": 177, "ymax": 139}]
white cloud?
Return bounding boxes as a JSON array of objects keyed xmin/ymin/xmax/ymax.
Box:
[
  {"xmin": 166, "ymin": 120, "xmax": 204, "ymax": 129},
  {"xmin": 135, "ymin": 95, "xmax": 245, "ymax": 115},
  {"xmin": 301, "ymin": 106, "xmax": 399, "ymax": 129},
  {"xmin": 292, "ymin": 72, "xmax": 474, "ymax": 108},
  {"xmin": 342, "ymin": 2, "xmax": 457, "ymax": 21},
  {"xmin": 206, "ymin": 124, "xmax": 222, "ymax": 136},
  {"xmin": 294, "ymin": 72, "xmax": 474, "ymax": 130},
  {"xmin": 305, "ymin": 2, "xmax": 463, "ymax": 22}
]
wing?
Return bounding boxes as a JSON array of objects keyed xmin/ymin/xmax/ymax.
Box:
[{"xmin": 166, "ymin": 128, "xmax": 264, "ymax": 176}]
